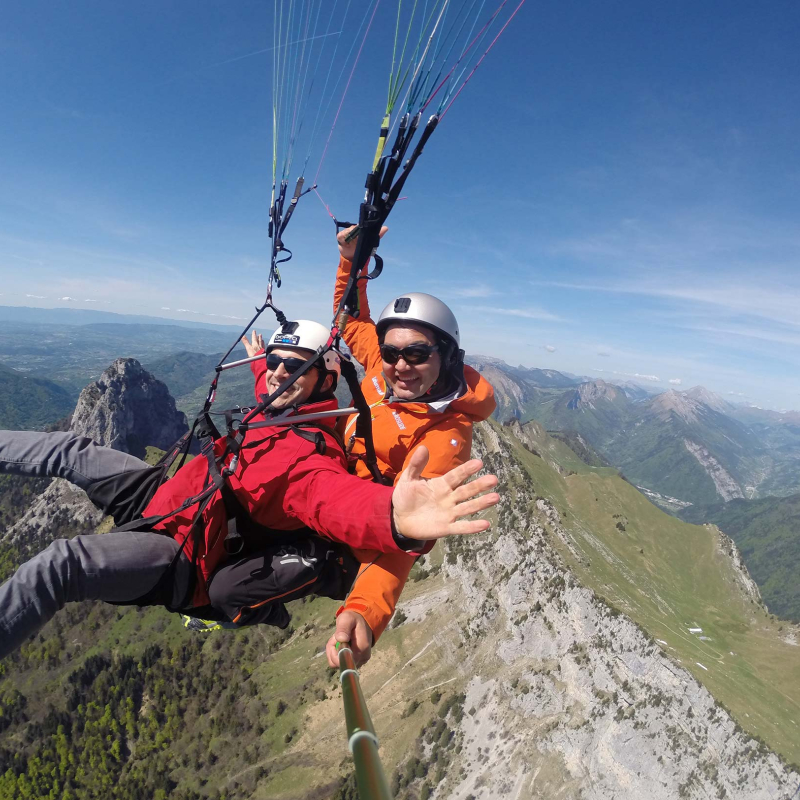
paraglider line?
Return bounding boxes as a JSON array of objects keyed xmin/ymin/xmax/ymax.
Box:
[
  {"xmin": 440, "ymin": 0, "xmax": 526, "ymax": 119},
  {"xmin": 314, "ymin": 0, "xmax": 382, "ymax": 184},
  {"xmin": 213, "ymin": 31, "xmax": 345, "ymax": 68}
]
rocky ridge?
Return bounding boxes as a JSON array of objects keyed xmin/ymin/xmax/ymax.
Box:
[{"xmin": 391, "ymin": 421, "xmax": 797, "ymax": 799}]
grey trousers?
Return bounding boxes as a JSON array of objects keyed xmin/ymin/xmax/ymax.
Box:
[
  {"xmin": 0, "ymin": 429, "xmax": 148, "ymax": 490},
  {"xmin": 0, "ymin": 431, "xmax": 192, "ymax": 659}
]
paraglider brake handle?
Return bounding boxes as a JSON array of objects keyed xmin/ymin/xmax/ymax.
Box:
[{"xmin": 333, "ymin": 218, "xmax": 357, "ymax": 234}]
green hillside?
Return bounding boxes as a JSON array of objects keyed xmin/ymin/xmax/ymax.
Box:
[
  {"xmin": 144, "ymin": 351, "xmax": 260, "ymax": 422},
  {"xmin": 498, "ymin": 421, "xmax": 800, "ymax": 765},
  {"xmin": 533, "ymin": 381, "xmax": 631, "ymax": 447},
  {"xmin": 528, "ymin": 381, "xmax": 773, "ymax": 506},
  {"xmin": 607, "ymin": 422, "xmax": 723, "ymax": 505},
  {"xmin": 681, "ymin": 494, "xmax": 800, "ymax": 621},
  {"xmin": 0, "ymin": 363, "xmax": 76, "ymax": 430},
  {"xmin": 144, "ymin": 352, "xmax": 225, "ymax": 398}
]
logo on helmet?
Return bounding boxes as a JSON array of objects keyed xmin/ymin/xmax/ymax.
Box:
[{"xmin": 274, "ymin": 334, "xmax": 300, "ymax": 346}]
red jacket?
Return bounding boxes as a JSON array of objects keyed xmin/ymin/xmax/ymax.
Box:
[{"xmin": 143, "ymin": 394, "xmax": 399, "ymax": 607}]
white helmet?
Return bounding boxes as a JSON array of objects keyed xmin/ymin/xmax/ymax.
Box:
[
  {"xmin": 266, "ymin": 319, "xmax": 341, "ymax": 385},
  {"xmin": 376, "ymin": 292, "xmax": 460, "ymax": 347}
]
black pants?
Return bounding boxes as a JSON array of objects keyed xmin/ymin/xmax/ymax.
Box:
[{"xmin": 204, "ymin": 536, "xmax": 359, "ymax": 628}]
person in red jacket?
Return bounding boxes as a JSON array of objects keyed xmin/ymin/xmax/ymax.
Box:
[
  {"xmin": 323, "ymin": 226, "xmax": 498, "ymax": 667},
  {"xmin": 0, "ymin": 320, "xmax": 499, "ymax": 659}
]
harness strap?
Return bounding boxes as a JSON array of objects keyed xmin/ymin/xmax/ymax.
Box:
[{"xmin": 340, "ymin": 359, "xmax": 387, "ymax": 485}]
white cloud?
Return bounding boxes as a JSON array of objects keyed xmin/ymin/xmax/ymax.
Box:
[
  {"xmin": 473, "ymin": 305, "xmax": 562, "ymax": 322},
  {"xmin": 84, "ymin": 298, "xmax": 98, "ymax": 303},
  {"xmin": 26, "ymin": 294, "xmax": 46, "ymax": 299},
  {"xmin": 454, "ymin": 283, "xmax": 495, "ymax": 299},
  {"xmin": 161, "ymin": 306, "xmax": 171, "ymax": 310},
  {"xmin": 597, "ymin": 369, "xmax": 662, "ymax": 383},
  {"xmin": 544, "ymin": 344, "xmax": 556, "ymax": 353},
  {"xmin": 669, "ymin": 378, "xmax": 682, "ymax": 385},
  {"xmin": 59, "ymin": 296, "xmax": 76, "ymax": 301}
]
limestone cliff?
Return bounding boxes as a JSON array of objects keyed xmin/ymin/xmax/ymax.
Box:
[{"xmin": 3, "ymin": 359, "xmax": 187, "ymax": 548}]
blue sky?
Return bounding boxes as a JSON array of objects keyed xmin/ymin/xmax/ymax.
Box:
[{"xmin": 1, "ymin": 1, "xmax": 799, "ymax": 409}]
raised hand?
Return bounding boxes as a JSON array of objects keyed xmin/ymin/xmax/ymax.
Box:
[
  {"xmin": 337, "ymin": 224, "xmax": 389, "ymax": 262},
  {"xmin": 241, "ymin": 330, "xmax": 265, "ymax": 357},
  {"xmin": 391, "ymin": 447, "xmax": 499, "ymax": 543}
]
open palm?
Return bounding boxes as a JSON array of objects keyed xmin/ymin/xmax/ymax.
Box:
[{"xmin": 391, "ymin": 447, "xmax": 499, "ymax": 543}]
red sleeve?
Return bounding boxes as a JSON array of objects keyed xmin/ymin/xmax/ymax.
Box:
[
  {"xmin": 250, "ymin": 349, "xmax": 267, "ymax": 404},
  {"xmin": 333, "ymin": 255, "xmax": 383, "ymax": 373},
  {"xmin": 282, "ymin": 452, "xmax": 406, "ymax": 553}
]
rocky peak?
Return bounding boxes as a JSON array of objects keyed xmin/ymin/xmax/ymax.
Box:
[
  {"xmin": 466, "ymin": 354, "xmax": 508, "ymax": 369},
  {"xmin": 4, "ymin": 359, "xmax": 188, "ymax": 548},
  {"xmin": 684, "ymin": 385, "xmax": 731, "ymax": 414},
  {"xmin": 567, "ymin": 379, "xmax": 621, "ymax": 409},
  {"xmin": 70, "ymin": 358, "xmax": 188, "ymax": 457},
  {"xmin": 648, "ymin": 389, "xmax": 704, "ymax": 424}
]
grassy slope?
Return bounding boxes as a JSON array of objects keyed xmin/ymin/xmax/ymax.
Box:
[
  {"xmin": 533, "ymin": 390, "xmax": 631, "ymax": 449},
  {"xmin": 503, "ymin": 424, "xmax": 800, "ymax": 766},
  {"xmin": 608, "ymin": 424, "xmax": 721, "ymax": 504},
  {"xmin": 681, "ymin": 494, "xmax": 800, "ymax": 622}
]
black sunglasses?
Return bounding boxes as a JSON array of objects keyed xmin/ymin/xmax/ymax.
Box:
[
  {"xmin": 266, "ymin": 353, "xmax": 309, "ymax": 374},
  {"xmin": 379, "ymin": 343, "xmax": 438, "ymax": 366}
]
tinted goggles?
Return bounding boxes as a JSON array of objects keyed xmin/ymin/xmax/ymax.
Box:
[
  {"xmin": 266, "ymin": 353, "xmax": 309, "ymax": 374},
  {"xmin": 379, "ymin": 343, "xmax": 438, "ymax": 366}
]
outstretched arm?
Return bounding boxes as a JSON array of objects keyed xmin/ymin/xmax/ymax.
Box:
[{"xmin": 284, "ymin": 446, "xmax": 498, "ymax": 553}]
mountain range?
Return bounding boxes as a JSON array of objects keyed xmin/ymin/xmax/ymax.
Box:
[
  {"xmin": 0, "ymin": 359, "xmax": 797, "ymax": 798},
  {"xmin": 466, "ymin": 360, "xmax": 800, "ymax": 510}
]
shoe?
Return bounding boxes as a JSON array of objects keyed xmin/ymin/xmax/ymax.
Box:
[{"xmin": 182, "ymin": 615, "xmax": 239, "ymax": 632}]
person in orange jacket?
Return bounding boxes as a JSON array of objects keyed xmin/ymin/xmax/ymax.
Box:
[{"xmin": 327, "ymin": 225, "xmax": 497, "ymax": 667}]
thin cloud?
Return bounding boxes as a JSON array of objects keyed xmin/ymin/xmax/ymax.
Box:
[
  {"xmin": 597, "ymin": 351, "xmax": 611, "ymax": 357},
  {"xmin": 544, "ymin": 344, "xmax": 556, "ymax": 352},
  {"xmin": 597, "ymin": 369, "xmax": 662, "ymax": 383},
  {"xmin": 680, "ymin": 323, "xmax": 800, "ymax": 348},
  {"xmin": 453, "ymin": 284, "xmax": 495, "ymax": 299},
  {"xmin": 7, "ymin": 254, "xmax": 44, "ymax": 266},
  {"xmin": 473, "ymin": 305, "xmax": 563, "ymax": 322},
  {"xmin": 669, "ymin": 378, "xmax": 682, "ymax": 385},
  {"xmin": 26, "ymin": 294, "xmax": 46, "ymax": 299}
]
